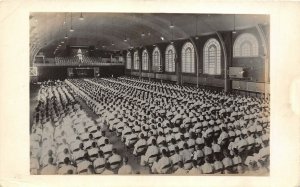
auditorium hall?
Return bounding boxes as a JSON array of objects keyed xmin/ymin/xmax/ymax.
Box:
[{"xmin": 29, "ymin": 13, "xmax": 270, "ymax": 175}]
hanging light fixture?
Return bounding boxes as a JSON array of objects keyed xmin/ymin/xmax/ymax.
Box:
[
  {"xmin": 63, "ymin": 13, "xmax": 69, "ymax": 39},
  {"xmin": 232, "ymin": 14, "xmax": 236, "ymax": 34},
  {"xmin": 195, "ymin": 15, "xmax": 199, "ymax": 39},
  {"xmin": 141, "ymin": 32, "xmax": 145, "ymax": 37},
  {"xmin": 79, "ymin": 12, "xmax": 84, "ymax": 20},
  {"xmin": 169, "ymin": 15, "xmax": 174, "ymax": 29},
  {"xmin": 70, "ymin": 13, "xmax": 74, "ymax": 32},
  {"xmin": 170, "ymin": 16, "xmax": 175, "ymax": 43},
  {"xmin": 63, "ymin": 13, "xmax": 66, "ymax": 25}
]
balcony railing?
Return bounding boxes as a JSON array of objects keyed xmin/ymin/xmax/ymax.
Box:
[{"xmin": 34, "ymin": 57, "xmax": 125, "ymax": 66}]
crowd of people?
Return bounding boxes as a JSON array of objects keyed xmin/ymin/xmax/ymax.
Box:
[
  {"xmin": 55, "ymin": 57, "xmax": 81, "ymax": 64},
  {"xmin": 54, "ymin": 56, "xmax": 123, "ymax": 65},
  {"xmin": 30, "ymin": 80, "xmax": 133, "ymax": 174},
  {"xmin": 62, "ymin": 76, "xmax": 270, "ymax": 175}
]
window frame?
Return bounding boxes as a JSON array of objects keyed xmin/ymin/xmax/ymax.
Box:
[
  {"xmin": 181, "ymin": 42, "xmax": 195, "ymax": 74},
  {"xmin": 152, "ymin": 47, "xmax": 161, "ymax": 72},
  {"xmin": 142, "ymin": 49, "xmax": 149, "ymax": 71},
  {"xmin": 133, "ymin": 51, "xmax": 140, "ymax": 70},
  {"xmin": 233, "ymin": 33, "xmax": 259, "ymax": 58},
  {"xmin": 165, "ymin": 44, "xmax": 176, "ymax": 73},
  {"xmin": 203, "ymin": 38, "xmax": 221, "ymax": 75},
  {"xmin": 126, "ymin": 52, "xmax": 132, "ymax": 69}
]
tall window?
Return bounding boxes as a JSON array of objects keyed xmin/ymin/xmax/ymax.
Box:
[
  {"xmin": 126, "ymin": 52, "xmax": 131, "ymax": 69},
  {"xmin": 233, "ymin": 33, "xmax": 259, "ymax": 57},
  {"xmin": 133, "ymin": 51, "xmax": 139, "ymax": 70},
  {"xmin": 203, "ymin": 38, "xmax": 221, "ymax": 75},
  {"xmin": 152, "ymin": 47, "xmax": 161, "ymax": 72},
  {"xmin": 165, "ymin": 44, "xmax": 176, "ymax": 72},
  {"xmin": 142, "ymin": 50, "xmax": 149, "ymax": 71},
  {"xmin": 181, "ymin": 42, "xmax": 195, "ymax": 73}
]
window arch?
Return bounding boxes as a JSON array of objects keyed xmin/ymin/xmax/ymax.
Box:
[
  {"xmin": 233, "ymin": 33, "xmax": 259, "ymax": 57},
  {"xmin": 181, "ymin": 42, "xmax": 195, "ymax": 73},
  {"xmin": 152, "ymin": 47, "xmax": 161, "ymax": 72},
  {"xmin": 142, "ymin": 50, "xmax": 149, "ymax": 71},
  {"xmin": 126, "ymin": 52, "xmax": 131, "ymax": 69},
  {"xmin": 203, "ymin": 38, "xmax": 221, "ymax": 75},
  {"xmin": 165, "ymin": 44, "xmax": 176, "ymax": 72},
  {"xmin": 133, "ymin": 51, "xmax": 139, "ymax": 70}
]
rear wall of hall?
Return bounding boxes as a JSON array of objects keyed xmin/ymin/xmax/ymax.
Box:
[{"xmin": 36, "ymin": 65, "xmax": 125, "ymax": 82}]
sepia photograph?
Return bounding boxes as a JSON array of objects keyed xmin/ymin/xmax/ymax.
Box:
[{"xmin": 29, "ymin": 12, "xmax": 270, "ymax": 175}]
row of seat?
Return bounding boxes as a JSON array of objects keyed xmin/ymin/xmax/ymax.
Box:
[
  {"xmin": 65, "ymin": 77, "xmax": 270, "ymax": 175},
  {"xmin": 30, "ymin": 81, "xmax": 126, "ymax": 174}
]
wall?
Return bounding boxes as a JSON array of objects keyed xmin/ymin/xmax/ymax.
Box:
[
  {"xmin": 232, "ymin": 80, "xmax": 270, "ymax": 93},
  {"xmin": 36, "ymin": 65, "xmax": 125, "ymax": 82},
  {"xmin": 125, "ymin": 34, "xmax": 227, "ymax": 87},
  {"xmin": 37, "ymin": 66, "xmax": 69, "ymax": 81},
  {"xmin": 124, "ymin": 26, "xmax": 269, "ymax": 92},
  {"xmin": 231, "ymin": 27, "xmax": 266, "ymax": 83}
]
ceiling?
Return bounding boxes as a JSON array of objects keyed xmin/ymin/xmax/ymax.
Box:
[{"xmin": 30, "ymin": 13, "xmax": 269, "ymax": 57}]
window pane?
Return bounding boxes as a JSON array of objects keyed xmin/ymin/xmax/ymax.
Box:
[
  {"xmin": 134, "ymin": 52, "xmax": 139, "ymax": 70},
  {"xmin": 181, "ymin": 42, "xmax": 195, "ymax": 73},
  {"xmin": 203, "ymin": 39, "xmax": 221, "ymax": 75},
  {"xmin": 152, "ymin": 47, "xmax": 161, "ymax": 72},
  {"xmin": 241, "ymin": 42, "xmax": 252, "ymax": 57},
  {"xmin": 126, "ymin": 52, "xmax": 131, "ymax": 69},
  {"xmin": 165, "ymin": 45, "xmax": 175, "ymax": 72},
  {"xmin": 142, "ymin": 50, "xmax": 148, "ymax": 71}
]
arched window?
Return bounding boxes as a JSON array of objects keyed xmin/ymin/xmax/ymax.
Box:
[
  {"xmin": 126, "ymin": 52, "xmax": 131, "ymax": 69},
  {"xmin": 165, "ymin": 44, "xmax": 176, "ymax": 72},
  {"xmin": 142, "ymin": 50, "xmax": 149, "ymax": 71},
  {"xmin": 181, "ymin": 42, "xmax": 195, "ymax": 73},
  {"xmin": 233, "ymin": 33, "xmax": 259, "ymax": 57},
  {"xmin": 152, "ymin": 47, "xmax": 161, "ymax": 72},
  {"xmin": 133, "ymin": 51, "xmax": 139, "ymax": 70},
  {"xmin": 203, "ymin": 38, "xmax": 221, "ymax": 75}
]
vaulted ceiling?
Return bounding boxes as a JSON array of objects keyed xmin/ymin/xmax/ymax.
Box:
[{"xmin": 30, "ymin": 13, "xmax": 269, "ymax": 57}]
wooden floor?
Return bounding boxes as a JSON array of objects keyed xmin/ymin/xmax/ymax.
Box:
[{"xmin": 30, "ymin": 83, "xmax": 151, "ymax": 174}]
